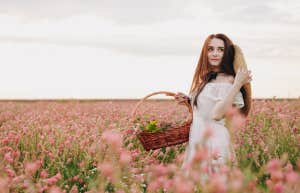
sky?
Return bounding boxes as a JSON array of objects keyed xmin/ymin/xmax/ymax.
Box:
[{"xmin": 0, "ymin": 0, "xmax": 299, "ymax": 99}]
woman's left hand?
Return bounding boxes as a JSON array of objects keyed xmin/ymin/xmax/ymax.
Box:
[{"xmin": 174, "ymin": 92, "xmax": 190, "ymax": 105}]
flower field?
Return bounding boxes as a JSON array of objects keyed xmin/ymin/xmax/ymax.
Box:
[{"xmin": 0, "ymin": 99, "xmax": 299, "ymax": 193}]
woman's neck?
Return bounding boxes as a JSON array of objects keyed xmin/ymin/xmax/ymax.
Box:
[{"xmin": 210, "ymin": 65, "xmax": 222, "ymax": 73}]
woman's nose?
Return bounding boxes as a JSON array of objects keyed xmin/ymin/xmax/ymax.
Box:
[{"xmin": 212, "ymin": 50, "xmax": 218, "ymax": 56}]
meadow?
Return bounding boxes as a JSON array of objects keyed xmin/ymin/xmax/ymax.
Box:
[{"xmin": 0, "ymin": 99, "xmax": 299, "ymax": 193}]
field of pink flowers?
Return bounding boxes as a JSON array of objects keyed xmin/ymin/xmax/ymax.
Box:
[{"xmin": 0, "ymin": 99, "xmax": 299, "ymax": 193}]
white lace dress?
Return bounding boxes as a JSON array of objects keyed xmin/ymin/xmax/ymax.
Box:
[{"xmin": 182, "ymin": 82, "xmax": 244, "ymax": 173}]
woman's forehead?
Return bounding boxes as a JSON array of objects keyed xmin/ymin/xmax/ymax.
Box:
[{"xmin": 208, "ymin": 38, "xmax": 224, "ymax": 47}]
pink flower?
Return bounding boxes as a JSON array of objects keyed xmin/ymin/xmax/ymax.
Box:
[
  {"xmin": 212, "ymin": 149, "xmax": 220, "ymax": 160},
  {"xmin": 70, "ymin": 185, "xmax": 78, "ymax": 193},
  {"xmin": 72, "ymin": 175, "xmax": 79, "ymax": 182},
  {"xmin": 46, "ymin": 173, "xmax": 62, "ymax": 186},
  {"xmin": 147, "ymin": 181, "xmax": 160, "ymax": 192},
  {"xmin": 285, "ymin": 171, "xmax": 299, "ymax": 184},
  {"xmin": 201, "ymin": 164, "xmax": 209, "ymax": 173},
  {"xmin": 284, "ymin": 162, "xmax": 293, "ymax": 172},
  {"xmin": 230, "ymin": 114, "xmax": 246, "ymax": 131},
  {"xmin": 270, "ymin": 170, "xmax": 284, "ymax": 182},
  {"xmin": 25, "ymin": 160, "xmax": 41, "ymax": 176},
  {"xmin": 48, "ymin": 186, "xmax": 64, "ymax": 193},
  {"xmin": 12, "ymin": 150, "xmax": 20, "ymax": 159},
  {"xmin": 246, "ymin": 153, "xmax": 253, "ymax": 158},
  {"xmin": 119, "ymin": 151, "xmax": 132, "ymax": 165},
  {"xmin": 190, "ymin": 171, "xmax": 201, "ymax": 181},
  {"xmin": 220, "ymin": 165, "xmax": 230, "ymax": 174},
  {"xmin": 174, "ymin": 179, "xmax": 194, "ymax": 193},
  {"xmin": 40, "ymin": 170, "xmax": 49, "ymax": 178},
  {"xmin": 12, "ymin": 175, "xmax": 25, "ymax": 184},
  {"xmin": 4, "ymin": 152, "xmax": 14, "ymax": 164},
  {"xmin": 231, "ymin": 179, "xmax": 243, "ymax": 191},
  {"xmin": 101, "ymin": 130, "xmax": 123, "ymax": 149},
  {"xmin": 152, "ymin": 164, "xmax": 168, "ymax": 177},
  {"xmin": 97, "ymin": 162, "xmax": 114, "ymax": 179},
  {"xmin": 4, "ymin": 166, "xmax": 15, "ymax": 178},
  {"xmin": 203, "ymin": 126, "xmax": 213, "ymax": 140},
  {"xmin": 267, "ymin": 159, "xmax": 281, "ymax": 173},
  {"xmin": 0, "ymin": 176, "xmax": 10, "ymax": 192},
  {"xmin": 23, "ymin": 179, "xmax": 31, "ymax": 189},
  {"xmin": 163, "ymin": 179, "xmax": 173, "ymax": 191},
  {"xmin": 193, "ymin": 147, "xmax": 208, "ymax": 162},
  {"xmin": 266, "ymin": 179, "xmax": 273, "ymax": 189},
  {"xmin": 272, "ymin": 182, "xmax": 284, "ymax": 193},
  {"xmin": 207, "ymin": 174, "xmax": 228, "ymax": 193},
  {"xmin": 124, "ymin": 129, "xmax": 134, "ymax": 135},
  {"xmin": 292, "ymin": 127, "xmax": 298, "ymax": 133}
]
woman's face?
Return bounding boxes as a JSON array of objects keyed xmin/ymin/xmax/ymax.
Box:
[{"xmin": 207, "ymin": 38, "xmax": 225, "ymax": 66}]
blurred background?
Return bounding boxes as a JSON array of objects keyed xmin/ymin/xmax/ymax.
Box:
[{"xmin": 0, "ymin": 0, "xmax": 299, "ymax": 99}]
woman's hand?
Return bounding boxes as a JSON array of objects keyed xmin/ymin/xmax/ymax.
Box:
[
  {"xmin": 233, "ymin": 67, "xmax": 252, "ymax": 88},
  {"xmin": 174, "ymin": 92, "xmax": 190, "ymax": 105}
]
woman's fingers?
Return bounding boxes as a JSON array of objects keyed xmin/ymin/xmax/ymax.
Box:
[
  {"xmin": 235, "ymin": 67, "xmax": 252, "ymax": 85},
  {"xmin": 247, "ymin": 70, "xmax": 252, "ymax": 83},
  {"xmin": 175, "ymin": 92, "xmax": 189, "ymax": 105}
]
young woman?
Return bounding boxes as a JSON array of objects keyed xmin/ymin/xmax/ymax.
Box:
[{"xmin": 175, "ymin": 33, "xmax": 252, "ymax": 175}]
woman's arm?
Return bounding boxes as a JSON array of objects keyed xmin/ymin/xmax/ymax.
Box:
[
  {"xmin": 211, "ymin": 67, "xmax": 252, "ymax": 121},
  {"xmin": 211, "ymin": 83, "xmax": 242, "ymax": 121}
]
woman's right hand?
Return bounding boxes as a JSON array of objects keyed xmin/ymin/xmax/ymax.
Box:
[
  {"xmin": 174, "ymin": 92, "xmax": 190, "ymax": 105},
  {"xmin": 234, "ymin": 67, "xmax": 252, "ymax": 87}
]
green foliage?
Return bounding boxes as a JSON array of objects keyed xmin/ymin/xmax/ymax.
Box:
[{"xmin": 145, "ymin": 120, "xmax": 160, "ymax": 132}]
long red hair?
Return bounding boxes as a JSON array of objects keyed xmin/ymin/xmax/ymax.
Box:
[{"xmin": 189, "ymin": 34, "xmax": 234, "ymax": 104}]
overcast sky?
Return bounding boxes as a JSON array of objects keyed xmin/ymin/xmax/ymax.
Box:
[{"xmin": 0, "ymin": 0, "xmax": 299, "ymax": 99}]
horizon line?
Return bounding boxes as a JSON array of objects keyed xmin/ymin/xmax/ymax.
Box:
[{"xmin": 0, "ymin": 97, "xmax": 299, "ymax": 102}]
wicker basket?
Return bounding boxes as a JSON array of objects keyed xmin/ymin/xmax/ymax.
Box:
[{"xmin": 131, "ymin": 91, "xmax": 193, "ymax": 151}]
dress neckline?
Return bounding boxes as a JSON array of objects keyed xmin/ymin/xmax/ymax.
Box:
[{"xmin": 206, "ymin": 82, "xmax": 233, "ymax": 86}]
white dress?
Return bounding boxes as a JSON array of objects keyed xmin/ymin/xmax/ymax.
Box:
[{"xmin": 182, "ymin": 82, "xmax": 244, "ymax": 173}]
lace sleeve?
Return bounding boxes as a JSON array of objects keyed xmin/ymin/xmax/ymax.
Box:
[{"xmin": 233, "ymin": 91, "xmax": 244, "ymax": 109}]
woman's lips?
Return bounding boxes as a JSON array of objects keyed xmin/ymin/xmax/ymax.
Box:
[{"xmin": 211, "ymin": 59, "xmax": 219, "ymax": 61}]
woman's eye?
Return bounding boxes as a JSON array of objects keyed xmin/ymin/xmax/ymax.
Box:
[
  {"xmin": 208, "ymin": 47, "xmax": 213, "ymax": 51},
  {"xmin": 218, "ymin": 48, "xmax": 224, "ymax": 52}
]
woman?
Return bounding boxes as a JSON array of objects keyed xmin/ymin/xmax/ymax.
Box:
[{"xmin": 175, "ymin": 33, "xmax": 252, "ymax": 175}]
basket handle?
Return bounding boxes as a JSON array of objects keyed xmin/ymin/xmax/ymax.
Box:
[{"xmin": 130, "ymin": 91, "xmax": 193, "ymax": 124}]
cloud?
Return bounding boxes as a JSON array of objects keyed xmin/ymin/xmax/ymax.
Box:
[
  {"xmin": 1, "ymin": 0, "xmax": 299, "ymax": 26},
  {"xmin": 0, "ymin": 1, "xmax": 299, "ymax": 98},
  {"xmin": 0, "ymin": 0, "xmax": 189, "ymax": 24},
  {"xmin": 0, "ymin": 0, "xmax": 299, "ymax": 59},
  {"xmin": 185, "ymin": 0, "xmax": 300, "ymax": 25}
]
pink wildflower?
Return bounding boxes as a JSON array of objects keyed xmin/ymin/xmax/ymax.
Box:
[
  {"xmin": 97, "ymin": 162, "xmax": 114, "ymax": 180},
  {"xmin": 48, "ymin": 186, "xmax": 64, "ymax": 193},
  {"xmin": 285, "ymin": 171, "xmax": 299, "ymax": 184},
  {"xmin": 101, "ymin": 130, "xmax": 123, "ymax": 149},
  {"xmin": 267, "ymin": 159, "xmax": 281, "ymax": 173},
  {"xmin": 40, "ymin": 170, "xmax": 49, "ymax": 178},
  {"xmin": 272, "ymin": 182, "xmax": 284, "ymax": 193},
  {"xmin": 119, "ymin": 150, "xmax": 132, "ymax": 165},
  {"xmin": 25, "ymin": 160, "xmax": 41, "ymax": 176},
  {"xmin": 4, "ymin": 152, "xmax": 14, "ymax": 164}
]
